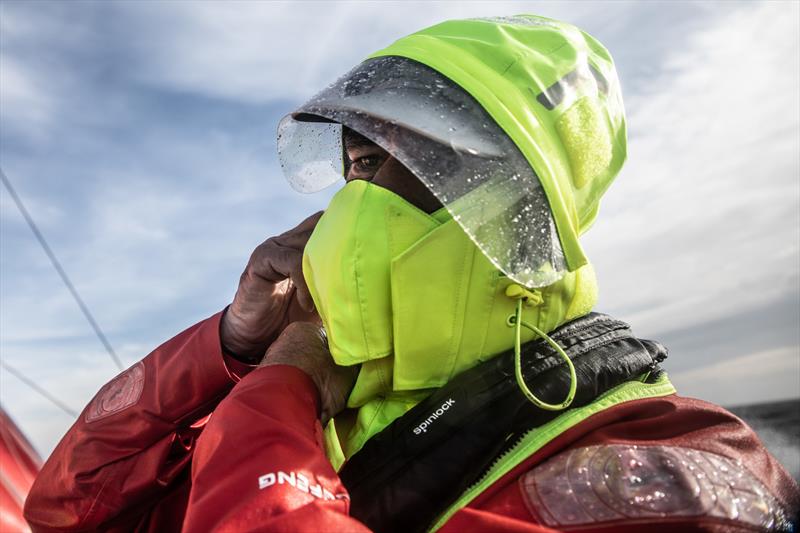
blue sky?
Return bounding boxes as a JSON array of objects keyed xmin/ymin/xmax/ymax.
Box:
[{"xmin": 1, "ymin": 0, "xmax": 798, "ymax": 458}]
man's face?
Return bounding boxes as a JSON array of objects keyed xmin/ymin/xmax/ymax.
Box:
[{"xmin": 343, "ymin": 128, "xmax": 443, "ymax": 214}]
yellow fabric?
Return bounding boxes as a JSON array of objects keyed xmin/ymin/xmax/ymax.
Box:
[
  {"xmin": 302, "ymin": 15, "xmax": 619, "ymax": 466},
  {"xmin": 304, "ymin": 171, "xmax": 600, "ymax": 464},
  {"xmin": 370, "ymin": 15, "xmax": 628, "ymax": 270},
  {"xmin": 303, "ymin": 180, "xmax": 440, "ymax": 365},
  {"xmin": 556, "ymin": 97, "xmax": 613, "ymax": 190},
  {"xmin": 315, "ymin": 206, "xmax": 598, "ymax": 459}
]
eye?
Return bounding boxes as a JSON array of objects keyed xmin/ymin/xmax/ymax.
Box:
[
  {"xmin": 346, "ymin": 154, "xmax": 386, "ymax": 181},
  {"xmin": 353, "ymin": 156, "xmax": 382, "ymax": 171}
]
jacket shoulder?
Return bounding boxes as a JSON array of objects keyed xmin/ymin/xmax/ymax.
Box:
[{"xmin": 455, "ymin": 394, "xmax": 799, "ymax": 532}]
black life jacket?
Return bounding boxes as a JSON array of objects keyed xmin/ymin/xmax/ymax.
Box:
[{"xmin": 339, "ymin": 312, "xmax": 668, "ymax": 533}]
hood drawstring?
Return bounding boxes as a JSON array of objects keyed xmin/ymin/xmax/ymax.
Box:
[{"xmin": 505, "ymin": 284, "xmax": 577, "ymax": 411}]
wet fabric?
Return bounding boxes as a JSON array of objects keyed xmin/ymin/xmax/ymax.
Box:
[
  {"xmin": 303, "ymin": 178, "xmax": 598, "ymax": 463},
  {"xmin": 291, "ymin": 14, "xmax": 630, "ymax": 463},
  {"xmin": 280, "ymin": 14, "xmax": 628, "ymax": 287},
  {"xmin": 338, "ymin": 312, "xmax": 667, "ymax": 533},
  {"xmin": 280, "ymin": 55, "xmax": 567, "ymax": 288},
  {"xmin": 370, "ymin": 15, "xmax": 627, "ymax": 274},
  {"xmin": 523, "ymin": 444, "xmax": 793, "ymax": 530},
  {"xmin": 302, "ymin": 179, "xmax": 446, "ymax": 365}
]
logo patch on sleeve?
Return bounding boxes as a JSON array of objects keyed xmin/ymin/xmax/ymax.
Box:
[
  {"xmin": 521, "ymin": 444, "xmax": 791, "ymax": 530},
  {"xmin": 86, "ymin": 362, "xmax": 145, "ymax": 422}
]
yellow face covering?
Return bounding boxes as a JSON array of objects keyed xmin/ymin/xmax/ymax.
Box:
[
  {"xmin": 303, "ymin": 179, "xmax": 444, "ymax": 366},
  {"xmin": 303, "ymin": 178, "xmax": 598, "ymax": 466}
]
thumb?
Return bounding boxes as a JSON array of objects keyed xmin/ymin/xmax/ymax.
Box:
[
  {"xmin": 293, "ymin": 268, "xmax": 316, "ymax": 313},
  {"xmin": 297, "ymin": 285, "xmax": 316, "ymax": 313}
]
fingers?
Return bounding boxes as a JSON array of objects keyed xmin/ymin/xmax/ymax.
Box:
[
  {"xmin": 251, "ymin": 211, "xmax": 322, "ymax": 309},
  {"xmin": 280, "ymin": 213, "xmax": 322, "ymax": 312},
  {"xmin": 294, "ymin": 210, "xmax": 324, "ymax": 233},
  {"xmin": 287, "ymin": 290, "xmax": 322, "ymax": 325},
  {"xmin": 261, "ymin": 321, "xmax": 328, "ymax": 368},
  {"xmin": 260, "ymin": 245, "xmax": 314, "ymax": 313},
  {"xmin": 224, "ymin": 211, "xmax": 325, "ymax": 357},
  {"xmin": 259, "ymin": 321, "xmax": 357, "ymax": 424},
  {"xmin": 291, "ymin": 262, "xmax": 315, "ymax": 313},
  {"xmin": 252, "ymin": 242, "xmax": 302, "ymax": 283},
  {"xmin": 272, "ymin": 210, "xmax": 323, "ymax": 246}
]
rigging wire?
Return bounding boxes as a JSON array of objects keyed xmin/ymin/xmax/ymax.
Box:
[
  {"xmin": 0, "ymin": 361, "xmax": 78, "ymax": 418},
  {"xmin": 1, "ymin": 167, "xmax": 124, "ymax": 371}
]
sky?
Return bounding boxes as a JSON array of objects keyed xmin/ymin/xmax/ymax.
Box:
[{"xmin": 1, "ymin": 0, "xmax": 798, "ymax": 459}]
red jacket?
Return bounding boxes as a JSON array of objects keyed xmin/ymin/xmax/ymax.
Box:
[{"xmin": 24, "ymin": 312, "xmax": 800, "ymax": 532}]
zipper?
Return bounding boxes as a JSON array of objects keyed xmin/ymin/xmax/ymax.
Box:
[{"xmin": 427, "ymin": 373, "xmax": 677, "ymax": 532}]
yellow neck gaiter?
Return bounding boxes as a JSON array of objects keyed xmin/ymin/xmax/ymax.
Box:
[{"xmin": 303, "ymin": 179, "xmax": 598, "ymax": 467}]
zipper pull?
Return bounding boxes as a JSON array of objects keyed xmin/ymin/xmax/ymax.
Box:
[{"xmin": 506, "ymin": 284, "xmax": 576, "ymax": 411}]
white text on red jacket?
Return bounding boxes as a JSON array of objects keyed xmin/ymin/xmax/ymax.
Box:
[{"xmin": 258, "ymin": 471, "xmax": 347, "ymax": 501}]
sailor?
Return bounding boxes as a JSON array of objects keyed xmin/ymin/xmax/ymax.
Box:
[{"xmin": 25, "ymin": 14, "xmax": 799, "ymax": 532}]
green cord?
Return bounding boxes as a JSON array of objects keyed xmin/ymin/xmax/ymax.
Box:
[{"xmin": 511, "ymin": 298, "xmax": 577, "ymax": 411}]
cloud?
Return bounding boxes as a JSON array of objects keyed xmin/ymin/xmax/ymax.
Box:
[
  {"xmin": 670, "ymin": 346, "xmax": 800, "ymax": 407},
  {"xmin": 1, "ymin": 342, "xmax": 114, "ymax": 454},
  {"xmin": 95, "ymin": 1, "xmax": 645, "ymax": 103},
  {"xmin": 582, "ymin": 1, "xmax": 800, "ymax": 343},
  {"xmin": 0, "ymin": 55, "xmax": 55, "ymax": 140}
]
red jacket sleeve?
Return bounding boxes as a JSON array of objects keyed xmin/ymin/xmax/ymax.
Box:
[
  {"xmin": 182, "ymin": 364, "xmax": 370, "ymax": 533},
  {"xmin": 24, "ymin": 311, "xmax": 249, "ymax": 532}
]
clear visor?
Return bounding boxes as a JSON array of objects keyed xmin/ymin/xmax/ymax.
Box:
[{"xmin": 277, "ymin": 56, "xmax": 566, "ymax": 288}]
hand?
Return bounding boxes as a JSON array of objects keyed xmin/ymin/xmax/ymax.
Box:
[
  {"xmin": 221, "ymin": 211, "xmax": 323, "ymax": 360},
  {"xmin": 260, "ymin": 322, "xmax": 358, "ymax": 424}
]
